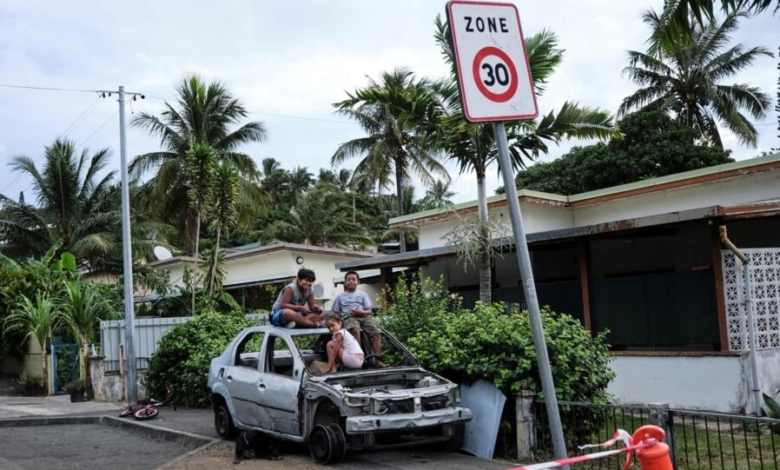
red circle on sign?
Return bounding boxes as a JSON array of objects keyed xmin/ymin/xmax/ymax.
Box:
[{"xmin": 472, "ymin": 46, "xmax": 519, "ymax": 103}]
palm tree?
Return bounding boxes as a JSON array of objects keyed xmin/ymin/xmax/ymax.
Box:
[
  {"xmin": 647, "ymin": 0, "xmax": 777, "ymax": 54},
  {"xmin": 0, "ymin": 139, "xmax": 163, "ymax": 271},
  {"xmin": 619, "ymin": 10, "xmax": 772, "ymax": 147},
  {"xmin": 263, "ymin": 186, "xmax": 373, "ymax": 249},
  {"xmin": 288, "ymin": 166, "xmax": 314, "ymax": 204},
  {"xmin": 62, "ymin": 281, "xmax": 109, "ymax": 397},
  {"xmin": 432, "ymin": 17, "xmax": 618, "ymax": 304},
  {"xmin": 332, "ymin": 68, "xmax": 450, "ymax": 252},
  {"xmin": 206, "ymin": 163, "xmax": 239, "ymax": 298},
  {"xmin": 130, "ymin": 74, "xmax": 267, "ymax": 256},
  {"xmin": 419, "ymin": 180, "xmax": 456, "ymax": 210},
  {"xmin": 4, "ymin": 293, "xmax": 65, "ymax": 394},
  {"xmin": 184, "ymin": 143, "xmax": 218, "ymax": 258}
]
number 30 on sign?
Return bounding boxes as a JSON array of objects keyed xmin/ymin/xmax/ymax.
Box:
[{"xmin": 446, "ymin": 0, "xmax": 538, "ymax": 123}]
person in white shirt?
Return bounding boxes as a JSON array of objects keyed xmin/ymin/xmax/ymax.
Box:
[{"xmin": 325, "ymin": 315, "xmax": 364, "ymax": 373}]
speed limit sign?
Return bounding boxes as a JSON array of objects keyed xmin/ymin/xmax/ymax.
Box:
[{"xmin": 446, "ymin": 1, "xmax": 538, "ymax": 122}]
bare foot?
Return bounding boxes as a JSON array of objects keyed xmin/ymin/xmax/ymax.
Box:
[
  {"xmin": 375, "ymin": 360, "xmax": 388, "ymax": 368},
  {"xmin": 327, "ymin": 368, "xmax": 337, "ymax": 373}
]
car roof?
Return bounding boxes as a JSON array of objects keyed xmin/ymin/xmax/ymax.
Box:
[{"xmin": 244, "ymin": 325, "xmax": 330, "ymax": 336}]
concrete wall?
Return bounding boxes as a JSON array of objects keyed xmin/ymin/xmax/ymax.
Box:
[
  {"xmin": 573, "ymin": 169, "xmax": 780, "ymax": 227},
  {"xmin": 417, "ymin": 203, "xmax": 572, "ymax": 251},
  {"xmin": 608, "ymin": 354, "xmax": 748, "ymax": 413}
]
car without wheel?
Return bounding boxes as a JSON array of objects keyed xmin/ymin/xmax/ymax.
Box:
[{"xmin": 207, "ymin": 325, "xmax": 472, "ymax": 464}]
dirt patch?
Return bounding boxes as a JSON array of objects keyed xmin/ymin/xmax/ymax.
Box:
[{"xmin": 158, "ymin": 441, "xmax": 322, "ymax": 470}]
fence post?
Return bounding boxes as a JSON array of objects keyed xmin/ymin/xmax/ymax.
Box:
[
  {"xmin": 516, "ymin": 388, "xmax": 537, "ymax": 460},
  {"xmin": 648, "ymin": 402, "xmax": 676, "ymax": 470}
]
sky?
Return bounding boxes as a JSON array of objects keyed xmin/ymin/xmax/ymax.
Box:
[{"xmin": 0, "ymin": 1, "xmax": 777, "ymax": 206}]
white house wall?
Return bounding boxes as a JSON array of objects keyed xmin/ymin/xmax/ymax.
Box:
[
  {"xmin": 574, "ymin": 170, "xmax": 780, "ymax": 227},
  {"xmin": 608, "ymin": 355, "xmax": 748, "ymax": 413},
  {"xmin": 417, "ymin": 203, "xmax": 573, "ymax": 251}
]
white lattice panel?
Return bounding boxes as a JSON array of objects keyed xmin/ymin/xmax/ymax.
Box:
[{"xmin": 722, "ymin": 249, "xmax": 780, "ymax": 351}]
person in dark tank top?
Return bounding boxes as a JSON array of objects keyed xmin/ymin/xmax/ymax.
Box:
[{"xmin": 270, "ymin": 268, "xmax": 325, "ymax": 328}]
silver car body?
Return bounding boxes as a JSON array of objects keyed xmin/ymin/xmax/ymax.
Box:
[{"xmin": 208, "ymin": 325, "xmax": 472, "ymax": 449}]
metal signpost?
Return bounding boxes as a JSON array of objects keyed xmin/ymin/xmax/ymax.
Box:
[{"xmin": 446, "ymin": 1, "xmax": 569, "ymax": 464}]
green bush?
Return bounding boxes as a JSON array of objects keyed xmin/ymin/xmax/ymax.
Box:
[
  {"xmin": 143, "ymin": 312, "xmax": 253, "ymax": 407},
  {"xmin": 381, "ymin": 274, "xmax": 615, "ymax": 455}
]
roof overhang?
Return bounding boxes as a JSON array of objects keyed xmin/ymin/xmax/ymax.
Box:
[{"xmin": 337, "ymin": 201, "xmax": 780, "ymax": 272}]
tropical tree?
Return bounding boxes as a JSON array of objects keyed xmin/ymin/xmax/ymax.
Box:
[
  {"xmin": 619, "ymin": 10, "xmax": 772, "ymax": 147},
  {"xmin": 418, "ymin": 180, "xmax": 456, "ymax": 210},
  {"xmin": 514, "ymin": 109, "xmax": 734, "ymax": 194},
  {"xmin": 432, "ymin": 17, "xmax": 618, "ymax": 304},
  {"xmin": 206, "ymin": 163, "xmax": 240, "ymax": 298},
  {"xmin": 0, "ymin": 139, "xmax": 163, "ymax": 270},
  {"xmin": 130, "ymin": 74, "xmax": 267, "ymax": 256},
  {"xmin": 4, "ymin": 294, "xmax": 65, "ymax": 394},
  {"xmin": 263, "ymin": 186, "xmax": 373, "ymax": 249},
  {"xmin": 648, "ymin": 0, "xmax": 777, "ymax": 53},
  {"xmin": 332, "ymin": 67, "xmax": 450, "ymax": 252},
  {"xmin": 288, "ymin": 166, "xmax": 314, "ymax": 204},
  {"xmin": 62, "ymin": 280, "xmax": 110, "ymax": 397}
]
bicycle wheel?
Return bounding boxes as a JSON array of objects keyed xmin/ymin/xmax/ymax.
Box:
[{"xmin": 133, "ymin": 406, "xmax": 159, "ymax": 420}]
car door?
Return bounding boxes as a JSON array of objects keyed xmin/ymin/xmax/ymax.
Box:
[
  {"xmin": 223, "ymin": 331, "xmax": 266, "ymax": 429},
  {"xmin": 252, "ymin": 334, "xmax": 302, "ymax": 436}
]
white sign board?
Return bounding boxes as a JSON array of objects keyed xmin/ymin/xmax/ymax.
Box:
[{"xmin": 446, "ymin": 1, "xmax": 538, "ymax": 122}]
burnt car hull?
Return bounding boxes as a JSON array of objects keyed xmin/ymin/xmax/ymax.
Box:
[{"xmin": 208, "ymin": 326, "xmax": 472, "ymax": 462}]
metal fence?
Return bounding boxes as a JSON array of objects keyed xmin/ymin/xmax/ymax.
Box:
[
  {"xmin": 533, "ymin": 400, "xmax": 780, "ymax": 470},
  {"xmin": 99, "ymin": 313, "xmax": 267, "ymax": 373}
]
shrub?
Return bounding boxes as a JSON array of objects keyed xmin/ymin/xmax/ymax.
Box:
[
  {"xmin": 17, "ymin": 373, "xmax": 45, "ymax": 396},
  {"xmin": 379, "ymin": 274, "xmax": 462, "ymax": 344},
  {"xmin": 143, "ymin": 312, "xmax": 253, "ymax": 407},
  {"xmin": 381, "ymin": 275, "xmax": 615, "ymax": 455}
]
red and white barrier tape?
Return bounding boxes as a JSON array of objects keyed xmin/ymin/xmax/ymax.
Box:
[{"xmin": 508, "ymin": 429, "xmax": 658, "ymax": 470}]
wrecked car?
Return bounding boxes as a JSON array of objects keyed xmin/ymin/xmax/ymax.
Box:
[{"xmin": 207, "ymin": 325, "xmax": 472, "ymax": 464}]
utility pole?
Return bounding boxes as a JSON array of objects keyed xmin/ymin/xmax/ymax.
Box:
[{"xmin": 98, "ymin": 86, "xmax": 145, "ymax": 406}]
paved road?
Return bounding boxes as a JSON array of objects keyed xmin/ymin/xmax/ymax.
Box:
[{"xmin": 0, "ymin": 396, "xmax": 519, "ymax": 470}]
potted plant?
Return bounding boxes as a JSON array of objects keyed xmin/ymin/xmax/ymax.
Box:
[{"xmin": 63, "ymin": 379, "xmax": 86, "ymax": 403}]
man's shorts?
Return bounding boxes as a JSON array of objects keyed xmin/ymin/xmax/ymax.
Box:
[{"xmin": 343, "ymin": 316, "xmax": 380, "ymax": 337}]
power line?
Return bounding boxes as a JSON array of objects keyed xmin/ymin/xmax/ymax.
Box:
[
  {"xmin": 0, "ymin": 83, "xmax": 97, "ymax": 93},
  {"xmin": 80, "ymin": 110, "xmax": 119, "ymax": 146},
  {"xmin": 58, "ymin": 95, "xmax": 103, "ymax": 140},
  {"xmin": 144, "ymin": 94, "xmax": 352, "ymax": 124}
]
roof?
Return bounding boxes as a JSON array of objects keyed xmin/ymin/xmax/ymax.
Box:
[
  {"xmin": 337, "ymin": 199, "xmax": 780, "ymax": 272},
  {"xmin": 390, "ymin": 152, "xmax": 780, "ymax": 228},
  {"xmin": 145, "ymin": 242, "xmax": 377, "ymax": 268}
]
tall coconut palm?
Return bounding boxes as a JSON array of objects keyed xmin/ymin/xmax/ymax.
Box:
[
  {"xmin": 432, "ymin": 17, "xmax": 618, "ymax": 304},
  {"xmin": 419, "ymin": 180, "xmax": 456, "ymax": 210},
  {"xmin": 130, "ymin": 74, "xmax": 267, "ymax": 256},
  {"xmin": 263, "ymin": 186, "xmax": 373, "ymax": 249},
  {"xmin": 647, "ymin": 0, "xmax": 777, "ymax": 55},
  {"xmin": 0, "ymin": 139, "xmax": 165, "ymax": 271},
  {"xmin": 619, "ymin": 10, "xmax": 772, "ymax": 147},
  {"xmin": 332, "ymin": 68, "xmax": 450, "ymax": 252}
]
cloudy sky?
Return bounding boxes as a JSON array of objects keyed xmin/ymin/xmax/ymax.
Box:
[{"xmin": 0, "ymin": 1, "xmax": 777, "ymax": 205}]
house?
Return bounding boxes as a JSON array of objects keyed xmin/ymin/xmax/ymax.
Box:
[
  {"xmin": 335, "ymin": 153, "xmax": 780, "ymax": 413},
  {"xmin": 146, "ymin": 242, "xmax": 380, "ymax": 311}
]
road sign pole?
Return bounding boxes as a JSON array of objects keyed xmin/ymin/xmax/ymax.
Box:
[{"xmin": 493, "ymin": 121, "xmax": 569, "ymax": 466}]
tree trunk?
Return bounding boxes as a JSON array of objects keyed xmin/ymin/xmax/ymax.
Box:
[
  {"xmin": 208, "ymin": 229, "xmax": 221, "ymax": 299},
  {"xmin": 80, "ymin": 335, "xmax": 93, "ymax": 400},
  {"xmin": 476, "ymin": 173, "xmax": 492, "ymax": 305},
  {"xmin": 191, "ymin": 213, "xmax": 201, "ymax": 314},
  {"xmin": 395, "ymin": 163, "xmax": 406, "ymax": 253},
  {"xmin": 42, "ymin": 350, "xmax": 49, "ymax": 395},
  {"xmin": 184, "ymin": 206, "xmax": 199, "ymax": 257}
]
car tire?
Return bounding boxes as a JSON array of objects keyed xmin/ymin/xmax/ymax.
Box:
[
  {"xmin": 214, "ymin": 402, "xmax": 238, "ymax": 439},
  {"xmin": 326, "ymin": 423, "xmax": 347, "ymax": 463},
  {"xmin": 309, "ymin": 424, "xmax": 333, "ymax": 464}
]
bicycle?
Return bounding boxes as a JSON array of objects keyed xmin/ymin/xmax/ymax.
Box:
[{"xmin": 119, "ymin": 385, "xmax": 177, "ymax": 420}]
